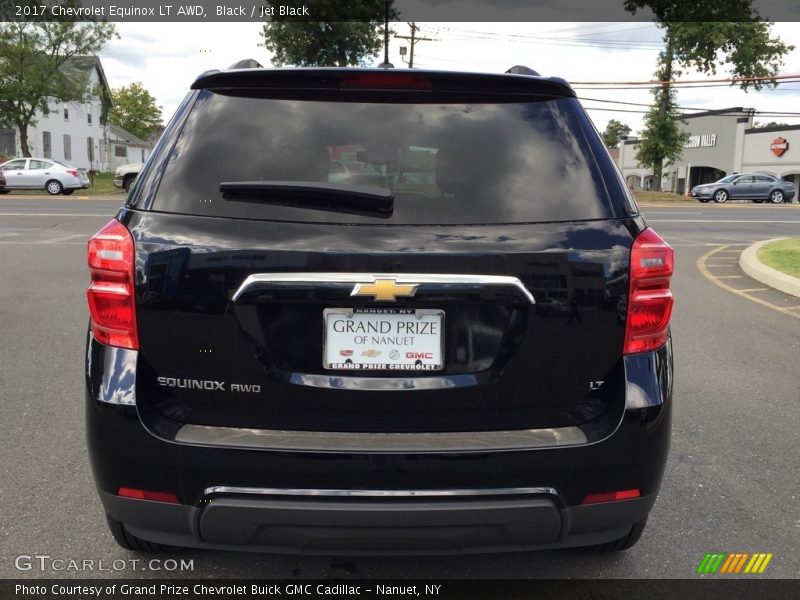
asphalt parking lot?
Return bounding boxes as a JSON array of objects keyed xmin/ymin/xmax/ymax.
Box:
[{"xmin": 0, "ymin": 196, "xmax": 798, "ymax": 579}]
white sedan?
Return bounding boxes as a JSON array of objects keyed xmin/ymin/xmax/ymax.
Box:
[{"xmin": 0, "ymin": 157, "xmax": 90, "ymax": 195}]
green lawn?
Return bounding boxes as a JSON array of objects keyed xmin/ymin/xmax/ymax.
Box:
[
  {"xmin": 757, "ymin": 238, "xmax": 800, "ymax": 278},
  {"xmin": 83, "ymin": 171, "xmax": 123, "ymax": 195},
  {"xmin": 633, "ymin": 190, "xmax": 694, "ymax": 203}
]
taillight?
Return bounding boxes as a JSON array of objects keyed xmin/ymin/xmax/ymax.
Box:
[
  {"xmin": 87, "ymin": 219, "xmax": 138, "ymax": 349},
  {"xmin": 623, "ymin": 228, "xmax": 674, "ymax": 355},
  {"xmin": 66, "ymin": 169, "xmax": 80, "ymax": 178},
  {"xmin": 340, "ymin": 73, "xmax": 432, "ymax": 90}
]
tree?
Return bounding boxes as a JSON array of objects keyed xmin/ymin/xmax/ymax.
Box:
[
  {"xmin": 108, "ymin": 83, "xmax": 163, "ymax": 141},
  {"xmin": 261, "ymin": 0, "xmax": 397, "ymax": 67},
  {"xmin": 0, "ymin": 14, "xmax": 117, "ymax": 157},
  {"xmin": 602, "ymin": 119, "xmax": 632, "ymax": 148},
  {"xmin": 752, "ymin": 121, "xmax": 790, "ymax": 129},
  {"xmin": 624, "ymin": 1, "xmax": 793, "ymax": 191}
]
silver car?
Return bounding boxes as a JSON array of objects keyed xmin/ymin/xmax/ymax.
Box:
[
  {"xmin": 0, "ymin": 157, "xmax": 89, "ymax": 195},
  {"xmin": 691, "ymin": 173, "xmax": 796, "ymax": 204}
]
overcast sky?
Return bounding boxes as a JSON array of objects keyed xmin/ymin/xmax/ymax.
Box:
[{"xmin": 98, "ymin": 22, "xmax": 800, "ymax": 136}]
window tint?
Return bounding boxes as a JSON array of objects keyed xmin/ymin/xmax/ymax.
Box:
[
  {"xmin": 3, "ymin": 159, "xmax": 27, "ymax": 170},
  {"xmin": 29, "ymin": 160, "xmax": 49, "ymax": 169},
  {"xmin": 151, "ymin": 92, "xmax": 620, "ymax": 224}
]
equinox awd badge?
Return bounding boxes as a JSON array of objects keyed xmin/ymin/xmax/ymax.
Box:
[{"xmin": 157, "ymin": 377, "xmax": 261, "ymax": 393}]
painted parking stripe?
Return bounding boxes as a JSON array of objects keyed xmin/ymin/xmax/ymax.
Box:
[
  {"xmin": 0, "ymin": 213, "xmax": 111, "ymax": 217},
  {"xmin": 650, "ymin": 219, "xmax": 800, "ymax": 224},
  {"xmin": 698, "ymin": 245, "xmax": 800, "ymax": 320}
]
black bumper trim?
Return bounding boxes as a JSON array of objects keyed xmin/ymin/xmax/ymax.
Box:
[{"xmin": 99, "ymin": 490, "xmax": 657, "ymax": 555}]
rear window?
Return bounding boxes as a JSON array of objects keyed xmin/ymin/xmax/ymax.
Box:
[{"xmin": 150, "ymin": 91, "xmax": 620, "ymax": 224}]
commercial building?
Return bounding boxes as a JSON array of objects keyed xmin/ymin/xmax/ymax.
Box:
[{"xmin": 617, "ymin": 107, "xmax": 800, "ymax": 199}]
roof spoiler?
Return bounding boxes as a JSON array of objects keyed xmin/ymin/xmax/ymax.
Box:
[{"xmin": 505, "ymin": 65, "xmax": 540, "ymax": 76}]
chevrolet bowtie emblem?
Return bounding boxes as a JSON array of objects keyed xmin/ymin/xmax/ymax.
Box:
[{"xmin": 351, "ymin": 277, "xmax": 419, "ymax": 302}]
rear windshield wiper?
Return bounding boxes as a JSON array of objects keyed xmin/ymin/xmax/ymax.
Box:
[{"xmin": 220, "ymin": 181, "xmax": 394, "ymax": 216}]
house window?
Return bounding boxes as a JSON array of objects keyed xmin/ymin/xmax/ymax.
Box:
[
  {"xmin": 115, "ymin": 145, "xmax": 127, "ymax": 158},
  {"xmin": 42, "ymin": 105, "xmax": 49, "ymax": 118},
  {"xmin": 63, "ymin": 134, "xmax": 71, "ymax": 161},
  {"xmin": 87, "ymin": 112, "xmax": 92, "ymax": 125},
  {"xmin": 43, "ymin": 132, "xmax": 51, "ymax": 158},
  {"xmin": 87, "ymin": 137, "xmax": 94, "ymax": 163},
  {"xmin": 64, "ymin": 107, "xmax": 69, "ymax": 121}
]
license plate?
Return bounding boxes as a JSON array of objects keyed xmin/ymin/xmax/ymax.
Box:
[{"xmin": 323, "ymin": 308, "xmax": 444, "ymax": 371}]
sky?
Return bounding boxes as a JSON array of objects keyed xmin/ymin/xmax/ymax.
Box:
[{"xmin": 98, "ymin": 22, "xmax": 800, "ymax": 137}]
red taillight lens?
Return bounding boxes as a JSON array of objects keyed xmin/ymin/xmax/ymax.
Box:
[
  {"xmin": 340, "ymin": 73, "xmax": 432, "ymax": 90},
  {"xmin": 67, "ymin": 169, "xmax": 80, "ymax": 178},
  {"xmin": 581, "ymin": 489, "xmax": 641, "ymax": 505},
  {"xmin": 118, "ymin": 487, "xmax": 179, "ymax": 504},
  {"xmin": 87, "ymin": 219, "xmax": 138, "ymax": 349},
  {"xmin": 623, "ymin": 228, "xmax": 674, "ymax": 355}
]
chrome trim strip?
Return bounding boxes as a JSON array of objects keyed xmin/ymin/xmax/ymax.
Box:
[
  {"xmin": 203, "ymin": 486, "xmax": 558, "ymax": 498},
  {"xmin": 175, "ymin": 424, "xmax": 587, "ymax": 453},
  {"xmin": 232, "ymin": 273, "xmax": 535, "ymax": 305}
]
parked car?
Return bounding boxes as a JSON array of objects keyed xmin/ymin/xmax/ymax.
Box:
[
  {"xmin": 0, "ymin": 168, "xmax": 5, "ymax": 193},
  {"xmin": 0, "ymin": 157, "xmax": 89, "ymax": 195},
  {"xmin": 113, "ymin": 163, "xmax": 143, "ymax": 192},
  {"xmin": 691, "ymin": 173, "xmax": 795, "ymax": 204},
  {"xmin": 86, "ymin": 64, "xmax": 674, "ymax": 555}
]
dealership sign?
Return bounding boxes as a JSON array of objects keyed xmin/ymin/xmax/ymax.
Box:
[
  {"xmin": 684, "ymin": 134, "xmax": 717, "ymax": 149},
  {"xmin": 770, "ymin": 137, "xmax": 789, "ymax": 157}
]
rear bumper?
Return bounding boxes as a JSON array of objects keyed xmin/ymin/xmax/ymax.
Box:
[
  {"xmin": 98, "ymin": 488, "xmax": 656, "ymax": 554},
  {"xmin": 86, "ymin": 335, "xmax": 672, "ymax": 554}
]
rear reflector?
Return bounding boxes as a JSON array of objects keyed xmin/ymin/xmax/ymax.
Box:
[
  {"xmin": 118, "ymin": 487, "xmax": 179, "ymax": 504},
  {"xmin": 87, "ymin": 219, "xmax": 138, "ymax": 349},
  {"xmin": 623, "ymin": 228, "xmax": 674, "ymax": 355},
  {"xmin": 581, "ymin": 489, "xmax": 641, "ymax": 505},
  {"xmin": 340, "ymin": 73, "xmax": 432, "ymax": 90}
]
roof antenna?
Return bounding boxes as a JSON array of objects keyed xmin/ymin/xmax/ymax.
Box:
[{"xmin": 377, "ymin": 1, "xmax": 394, "ymax": 68}]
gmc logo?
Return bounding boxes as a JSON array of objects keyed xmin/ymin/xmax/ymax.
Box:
[{"xmin": 406, "ymin": 351, "xmax": 433, "ymax": 359}]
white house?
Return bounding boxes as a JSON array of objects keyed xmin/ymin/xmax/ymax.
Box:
[
  {"xmin": 107, "ymin": 124, "xmax": 150, "ymax": 171},
  {"xmin": 1, "ymin": 56, "xmax": 151, "ymax": 172}
]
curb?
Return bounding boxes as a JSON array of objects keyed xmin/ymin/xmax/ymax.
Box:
[{"xmin": 739, "ymin": 238, "xmax": 800, "ymax": 299}]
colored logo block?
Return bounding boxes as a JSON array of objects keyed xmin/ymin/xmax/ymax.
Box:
[{"xmin": 697, "ymin": 552, "xmax": 773, "ymax": 574}]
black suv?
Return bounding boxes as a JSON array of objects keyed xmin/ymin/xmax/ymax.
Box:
[{"xmin": 86, "ymin": 65, "xmax": 674, "ymax": 554}]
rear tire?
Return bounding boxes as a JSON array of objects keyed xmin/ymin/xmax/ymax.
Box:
[
  {"xmin": 713, "ymin": 190, "xmax": 728, "ymax": 203},
  {"xmin": 105, "ymin": 514, "xmax": 177, "ymax": 553},
  {"xmin": 587, "ymin": 519, "xmax": 647, "ymax": 552},
  {"xmin": 123, "ymin": 176, "xmax": 135, "ymax": 192},
  {"xmin": 769, "ymin": 190, "xmax": 784, "ymax": 204},
  {"xmin": 45, "ymin": 179, "xmax": 63, "ymax": 195}
]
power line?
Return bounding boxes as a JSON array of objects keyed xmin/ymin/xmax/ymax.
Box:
[{"xmin": 572, "ymin": 73, "xmax": 800, "ymax": 86}]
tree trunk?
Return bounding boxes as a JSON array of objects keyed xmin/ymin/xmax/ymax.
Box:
[
  {"xmin": 653, "ymin": 32, "xmax": 674, "ymax": 192},
  {"xmin": 18, "ymin": 123, "xmax": 31, "ymax": 158}
]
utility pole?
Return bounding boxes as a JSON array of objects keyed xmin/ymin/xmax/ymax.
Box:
[
  {"xmin": 377, "ymin": 1, "xmax": 393, "ymax": 68},
  {"xmin": 395, "ymin": 22, "xmax": 433, "ymax": 69}
]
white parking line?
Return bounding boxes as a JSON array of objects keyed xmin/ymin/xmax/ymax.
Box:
[
  {"xmin": 0, "ymin": 213, "xmax": 111, "ymax": 217},
  {"xmin": 650, "ymin": 219, "xmax": 800, "ymax": 224},
  {"xmin": 43, "ymin": 234, "xmax": 88, "ymax": 244}
]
